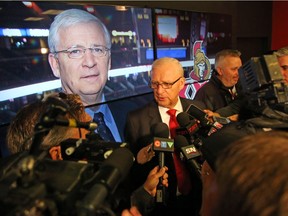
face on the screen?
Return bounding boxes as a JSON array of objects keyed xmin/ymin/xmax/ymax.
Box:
[{"xmin": 49, "ymin": 22, "xmax": 111, "ymax": 106}]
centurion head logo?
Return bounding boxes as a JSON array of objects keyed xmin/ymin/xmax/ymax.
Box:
[
  {"xmin": 189, "ymin": 40, "xmax": 211, "ymax": 81},
  {"xmin": 179, "ymin": 40, "xmax": 211, "ymax": 99}
]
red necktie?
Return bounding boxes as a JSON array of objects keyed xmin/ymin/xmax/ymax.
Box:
[{"xmin": 167, "ymin": 109, "xmax": 192, "ymax": 195}]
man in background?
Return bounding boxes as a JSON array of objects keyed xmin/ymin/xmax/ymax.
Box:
[
  {"xmin": 274, "ymin": 46, "xmax": 288, "ymax": 84},
  {"xmin": 194, "ymin": 49, "xmax": 243, "ymax": 120}
]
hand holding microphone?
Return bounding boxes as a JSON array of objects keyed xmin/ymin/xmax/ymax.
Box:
[
  {"xmin": 151, "ymin": 122, "xmax": 174, "ymax": 205},
  {"xmin": 143, "ymin": 165, "xmax": 168, "ymax": 197}
]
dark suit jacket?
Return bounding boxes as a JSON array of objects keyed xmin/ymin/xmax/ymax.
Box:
[
  {"xmin": 124, "ymin": 97, "xmax": 204, "ymax": 215},
  {"xmin": 108, "ymin": 93, "xmax": 154, "ymax": 142}
]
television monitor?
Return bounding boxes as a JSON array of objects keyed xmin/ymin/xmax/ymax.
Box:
[
  {"xmin": 153, "ymin": 8, "xmax": 232, "ymax": 99},
  {"xmin": 0, "ymin": 1, "xmax": 154, "ymax": 126}
]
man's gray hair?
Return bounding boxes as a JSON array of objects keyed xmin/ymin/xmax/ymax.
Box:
[
  {"xmin": 48, "ymin": 9, "xmax": 111, "ymax": 53},
  {"xmin": 274, "ymin": 46, "xmax": 288, "ymax": 57}
]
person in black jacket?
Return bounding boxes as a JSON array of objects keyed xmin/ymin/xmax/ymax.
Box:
[{"xmin": 194, "ymin": 49, "xmax": 243, "ymax": 121}]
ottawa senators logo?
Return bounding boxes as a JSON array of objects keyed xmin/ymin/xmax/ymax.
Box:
[
  {"xmin": 179, "ymin": 40, "xmax": 211, "ymax": 99},
  {"xmin": 189, "ymin": 40, "xmax": 211, "ymax": 81}
]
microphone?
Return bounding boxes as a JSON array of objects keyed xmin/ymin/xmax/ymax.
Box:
[
  {"xmin": 77, "ymin": 147, "xmax": 134, "ymax": 215},
  {"xmin": 151, "ymin": 122, "xmax": 174, "ymax": 204},
  {"xmin": 176, "ymin": 112, "xmax": 199, "ymax": 144},
  {"xmin": 52, "ymin": 118, "xmax": 98, "ymax": 131},
  {"xmin": 174, "ymin": 135, "xmax": 202, "ymax": 179}
]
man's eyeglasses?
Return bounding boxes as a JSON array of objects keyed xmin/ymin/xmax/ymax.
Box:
[
  {"xmin": 53, "ymin": 45, "xmax": 110, "ymax": 59},
  {"xmin": 149, "ymin": 77, "xmax": 182, "ymax": 89}
]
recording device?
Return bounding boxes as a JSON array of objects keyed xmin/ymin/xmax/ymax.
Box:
[
  {"xmin": 176, "ymin": 112, "xmax": 199, "ymax": 145},
  {"xmin": 151, "ymin": 122, "xmax": 174, "ymax": 205},
  {"xmin": 0, "ymin": 95, "xmax": 134, "ymax": 215},
  {"xmin": 174, "ymin": 135, "xmax": 202, "ymax": 179},
  {"xmin": 185, "ymin": 103, "xmax": 211, "ymax": 127},
  {"xmin": 238, "ymin": 54, "xmax": 288, "ymax": 115},
  {"xmin": 51, "ymin": 117, "xmax": 98, "ymax": 130},
  {"xmin": 185, "ymin": 104, "xmax": 223, "ymax": 137},
  {"xmin": 212, "ymin": 116, "xmax": 231, "ymax": 125},
  {"xmin": 0, "ymin": 147, "xmax": 133, "ymax": 216},
  {"xmin": 77, "ymin": 147, "xmax": 134, "ymax": 215},
  {"xmin": 59, "ymin": 138, "xmax": 128, "ymax": 164}
]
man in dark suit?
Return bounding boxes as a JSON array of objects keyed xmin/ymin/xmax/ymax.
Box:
[{"xmin": 125, "ymin": 57, "xmax": 204, "ymax": 216}]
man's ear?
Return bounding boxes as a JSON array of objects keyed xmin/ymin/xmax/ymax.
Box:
[
  {"xmin": 179, "ymin": 77, "xmax": 185, "ymax": 89},
  {"xmin": 216, "ymin": 67, "xmax": 222, "ymax": 76},
  {"xmin": 48, "ymin": 53, "xmax": 60, "ymax": 78}
]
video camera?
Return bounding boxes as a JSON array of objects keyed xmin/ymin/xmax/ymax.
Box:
[
  {"xmin": 0, "ymin": 144, "xmax": 134, "ymax": 216},
  {"xmin": 238, "ymin": 54, "xmax": 288, "ymax": 114},
  {"xmin": 0, "ymin": 95, "xmax": 134, "ymax": 216}
]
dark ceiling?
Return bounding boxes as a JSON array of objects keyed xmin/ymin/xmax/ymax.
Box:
[{"xmin": 0, "ymin": 1, "xmax": 124, "ymax": 29}]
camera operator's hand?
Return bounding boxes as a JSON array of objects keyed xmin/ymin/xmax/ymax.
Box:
[
  {"xmin": 228, "ymin": 114, "xmax": 239, "ymax": 122},
  {"xmin": 121, "ymin": 206, "xmax": 142, "ymax": 216}
]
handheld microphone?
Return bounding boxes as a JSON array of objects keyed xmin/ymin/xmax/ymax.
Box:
[
  {"xmin": 77, "ymin": 147, "xmax": 134, "ymax": 215},
  {"xmin": 176, "ymin": 112, "xmax": 199, "ymax": 144},
  {"xmin": 174, "ymin": 135, "xmax": 202, "ymax": 179},
  {"xmin": 52, "ymin": 118, "xmax": 98, "ymax": 131},
  {"xmin": 151, "ymin": 122, "xmax": 174, "ymax": 204}
]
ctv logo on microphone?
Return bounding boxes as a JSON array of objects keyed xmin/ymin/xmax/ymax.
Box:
[{"xmin": 153, "ymin": 137, "xmax": 174, "ymax": 152}]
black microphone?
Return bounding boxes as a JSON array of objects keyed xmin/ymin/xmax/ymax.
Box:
[
  {"xmin": 176, "ymin": 112, "xmax": 199, "ymax": 144},
  {"xmin": 53, "ymin": 118, "xmax": 98, "ymax": 130},
  {"xmin": 174, "ymin": 134, "xmax": 202, "ymax": 179},
  {"xmin": 151, "ymin": 122, "xmax": 174, "ymax": 204},
  {"xmin": 77, "ymin": 147, "xmax": 134, "ymax": 215}
]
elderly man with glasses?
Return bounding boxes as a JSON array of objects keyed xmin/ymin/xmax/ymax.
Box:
[{"xmin": 125, "ymin": 57, "xmax": 205, "ymax": 216}]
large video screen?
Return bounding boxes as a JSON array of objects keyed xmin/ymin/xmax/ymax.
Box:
[
  {"xmin": 153, "ymin": 8, "xmax": 232, "ymax": 99},
  {"xmin": 0, "ymin": 2, "xmax": 154, "ymax": 126}
]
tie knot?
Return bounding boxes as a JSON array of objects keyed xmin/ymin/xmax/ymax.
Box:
[{"xmin": 167, "ymin": 109, "xmax": 177, "ymax": 117}]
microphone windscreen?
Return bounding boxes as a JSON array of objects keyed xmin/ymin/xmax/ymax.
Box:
[
  {"xmin": 174, "ymin": 134, "xmax": 189, "ymax": 149},
  {"xmin": 104, "ymin": 147, "xmax": 134, "ymax": 180},
  {"xmin": 176, "ymin": 112, "xmax": 191, "ymax": 127},
  {"xmin": 151, "ymin": 122, "xmax": 169, "ymax": 138}
]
